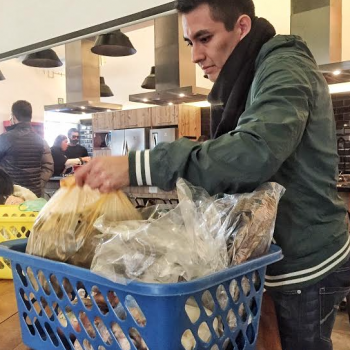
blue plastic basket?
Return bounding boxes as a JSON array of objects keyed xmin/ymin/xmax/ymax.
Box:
[{"xmin": 0, "ymin": 239, "xmax": 282, "ymax": 350}]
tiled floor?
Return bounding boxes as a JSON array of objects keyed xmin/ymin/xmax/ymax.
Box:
[{"xmin": 333, "ymin": 311, "xmax": 350, "ymax": 350}]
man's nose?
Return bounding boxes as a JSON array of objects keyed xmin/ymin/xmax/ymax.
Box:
[{"xmin": 191, "ymin": 44, "xmax": 205, "ymax": 64}]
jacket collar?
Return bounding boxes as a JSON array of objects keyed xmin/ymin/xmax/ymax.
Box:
[{"xmin": 7, "ymin": 122, "xmax": 32, "ymax": 131}]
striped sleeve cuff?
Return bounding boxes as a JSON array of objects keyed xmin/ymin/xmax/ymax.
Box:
[{"xmin": 128, "ymin": 150, "xmax": 153, "ymax": 186}]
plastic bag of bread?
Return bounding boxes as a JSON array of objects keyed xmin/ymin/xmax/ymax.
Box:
[
  {"xmin": 26, "ymin": 176, "xmax": 141, "ymax": 268},
  {"xmin": 91, "ymin": 179, "xmax": 284, "ymax": 284}
]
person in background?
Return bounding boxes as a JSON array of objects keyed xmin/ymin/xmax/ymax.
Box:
[
  {"xmin": 0, "ymin": 168, "xmax": 37, "ymax": 205},
  {"xmin": 65, "ymin": 128, "xmax": 89, "ymax": 159},
  {"xmin": 0, "ymin": 100, "xmax": 53, "ymax": 197},
  {"xmin": 75, "ymin": 1, "xmax": 350, "ymax": 348},
  {"xmin": 51, "ymin": 135, "xmax": 90, "ymax": 176}
]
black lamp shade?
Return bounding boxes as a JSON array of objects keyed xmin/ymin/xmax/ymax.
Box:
[
  {"xmin": 91, "ymin": 30, "xmax": 136, "ymax": 57},
  {"xmin": 22, "ymin": 49, "xmax": 63, "ymax": 68},
  {"xmin": 100, "ymin": 77, "xmax": 114, "ymax": 97},
  {"xmin": 0, "ymin": 70, "xmax": 5, "ymax": 81},
  {"xmin": 141, "ymin": 66, "xmax": 155, "ymax": 89}
]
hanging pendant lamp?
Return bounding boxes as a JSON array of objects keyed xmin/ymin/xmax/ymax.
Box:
[
  {"xmin": 22, "ymin": 49, "xmax": 63, "ymax": 68},
  {"xmin": 0, "ymin": 70, "xmax": 5, "ymax": 81},
  {"xmin": 141, "ymin": 66, "xmax": 155, "ymax": 89},
  {"xmin": 91, "ymin": 30, "xmax": 136, "ymax": 57},
  {"xmin": 100, "ymin": 77, "xmax": 114, "ymax": 97}
]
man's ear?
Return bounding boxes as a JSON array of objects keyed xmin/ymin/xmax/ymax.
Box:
[{"xmin": 236, "ymin": 15, "xmax": 252, "ymax": 41}]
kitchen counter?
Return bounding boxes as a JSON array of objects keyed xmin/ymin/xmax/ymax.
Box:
[
  {"xmin": 337, "ymin": 184, "xmax": 350, "ymax": 192},
  {"xmin": 44, "ymin": 176, "xmax": 64, "ymax": 199},
  {"xmin": 49, "ymin": 176, "xmax": 64, "ymax": 181}
]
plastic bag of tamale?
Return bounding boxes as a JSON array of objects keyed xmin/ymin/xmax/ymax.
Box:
[{"xmin": 26, "ymin": 176, "xmax": 141, "ymax": 268}]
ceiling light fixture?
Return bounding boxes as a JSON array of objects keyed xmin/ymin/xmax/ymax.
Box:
[
  {"xmin": 179, "ymin": 93, "xmax": 185, "ymax": 98},
  {"xmin": 168, "ymin": 102, "xmax": 174, "ymax": 106},
  {"xmin": 333, "ymin": 70, "xmax": 341, "ymax": 76},
  {"xmin": 141, "ymin": 66, "xmax": 155, "ymax": 89},
  {"xmin": 22, "ymin": 49, "xmax": 63, "ymax": 68},
  {"xmin": 100, "ymin": 77, "xmax": 114, "ymax": 97},
  {"xmin": 91, "ymin": 30, "xmax": 137, "ymax": 57}
]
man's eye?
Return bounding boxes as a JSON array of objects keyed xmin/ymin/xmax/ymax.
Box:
[{"xmin": 200, "ymin": 36, "xmax": 211, "ymax": 43}]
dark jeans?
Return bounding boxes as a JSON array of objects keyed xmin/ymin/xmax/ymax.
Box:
[{"xmin": 268, "ymin": 258, "xmax": 350, "ymax": 350}]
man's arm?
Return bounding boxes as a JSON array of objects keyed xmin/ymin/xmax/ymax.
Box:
[
  {"xmin": 129, "ymin": 55, "xmax": 313, "ymax": 194},
  {"xmin": 0, "ymin": 134, "xmax": 9, "ymax": 161},
  {"xmin": 41, "ymin": 140, "xmax": 54, "ymax": 188}
]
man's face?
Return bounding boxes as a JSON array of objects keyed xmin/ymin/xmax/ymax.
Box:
[
  {"xmin": 182, "ymin": 4, "xmax": 242, "ymax": 82},
  {"xmin": 69, "ymin": 132, "xmax": 79, "ymax": 145}
]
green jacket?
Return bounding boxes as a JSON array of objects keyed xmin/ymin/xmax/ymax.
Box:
[{"xmin": 129, "ymin": 35, "xmax": 349, "ymax": 290}]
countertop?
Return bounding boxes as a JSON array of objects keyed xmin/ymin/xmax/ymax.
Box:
[
  {"xmin": 48, "ymin": 176, "xmax": 64, "ymax": 181},
  {"xmin": 337, "ymin": 184, "xmax": 350, "ymax": 192}
]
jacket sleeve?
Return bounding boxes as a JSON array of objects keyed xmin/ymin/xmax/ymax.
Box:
[
  {"xmin": 41, "ymin": 140, "xmax": 54, "ymax": 187},
  {"xmin": 129, "ymin": 55, "xmax": 314, "ymax": 195},
  {"xmin": 0, "ymin": 134, "xmax": 9, "ymax": 160}
]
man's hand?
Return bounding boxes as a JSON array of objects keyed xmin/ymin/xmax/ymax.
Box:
[
  {"xmin": 81, "ymin": 156, "xmax": 91, "ymax": 163},
  {"xmin": 75, "ymin": 156, "xmax": 130, "ymax": 192}
]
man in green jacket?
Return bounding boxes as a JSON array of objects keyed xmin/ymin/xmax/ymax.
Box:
[{"xmin": 76, "ymin": 0, "xmax": 350, "ymax": 348}]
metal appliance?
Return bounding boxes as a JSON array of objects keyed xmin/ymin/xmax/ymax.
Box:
[
  {"xmin": 110, "ymin": 128, "xmax": 149, "ymax": 156},
  {"xmin": 149, "ymin": 127, "xmax": 177, "ymax": 149}
]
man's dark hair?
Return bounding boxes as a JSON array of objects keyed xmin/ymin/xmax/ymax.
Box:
[
  {"xmin": 68, "ymin": 128, "xmax": 79, "ymax": 138},
  {"xmin": 53, "ymin": 134, "xmax": 68, "ymax": 148},
  {"xmin": 11, "ymin": 100, "xmax": 32, "ymax": 122},
  {"xmin": 175, "ymin": 0, "xmax": 255, "ymax": 31},
  {"xmin": 0, "ymin": 168, "xmax": 14, "ymax": 204}
]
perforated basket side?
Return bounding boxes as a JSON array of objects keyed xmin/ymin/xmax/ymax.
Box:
[
  {"xmin": 0, "ymin": 244, "xmax": 282, "ymax": 350},
  {"xmin": 0, "ymin": 256, "xmax": 12, "ymax": 279},
  {"xmin": 0, "ymin": 205, "xmax": 38, "ymax": 218},
  {"xmin": 0, "ymin": 206, "xmax": 37, "ymax": 279}
]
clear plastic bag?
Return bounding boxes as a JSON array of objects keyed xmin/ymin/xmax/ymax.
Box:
[
  {"xmin": 91, "ymin": 179, "xmax": 284, "ymax": 284},
  {"xmin": 26, "ymin": 177, "xmax": 141, "ymax": 268}
]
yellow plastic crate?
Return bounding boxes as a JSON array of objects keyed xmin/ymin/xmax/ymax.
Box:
[{"xmin": 0, "ymin": 205, "xmax": 38, "ymax": 279}]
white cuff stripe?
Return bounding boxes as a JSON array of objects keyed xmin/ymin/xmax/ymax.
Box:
[
  {"xmin": 265, "ymin": 244, "xmax": 350, "ymax": 287},
  {"xmin": 266, "ymin": 236, "xmax": 350, "ymax": 281},
  {"xmin": 144, "ymin": 150, "xmax": 152, "ymax": 186},
  {"xmin": 135, "ymin": 151, "xmax": 143, "ymax": 186}
]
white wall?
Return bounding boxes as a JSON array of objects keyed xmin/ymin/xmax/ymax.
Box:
[
  {"xmin": 0, "ymin": 59, "xmax": 66, "ymax": 133},
  {"xmin": 0, "ymin": 0, "xmax": 174, "ymax": 57},
  {"xmin": 255, "ymin": 0, "xmax": 291, "ymax": 35},
  {"xmin": 342, "ymin": 0, "xmax": 350, "ymax": 61}
]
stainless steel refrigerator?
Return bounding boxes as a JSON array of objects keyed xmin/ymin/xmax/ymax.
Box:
[
  {"xmin": 149, "ymin": 128, "xmax": 177, "ymax": 149},
  {"xmin": 110, "ymin": 128, "xmax": 149, "ymax": 156}
]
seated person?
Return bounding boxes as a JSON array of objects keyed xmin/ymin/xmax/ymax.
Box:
[
  {"xmin": 0, "ymin": 168, "xmax": 37, "ymax": 205},
  {"xmin": 51, "ymin": 135, "xmax": 90, "ymax": 176}
]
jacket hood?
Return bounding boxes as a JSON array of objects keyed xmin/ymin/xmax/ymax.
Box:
[{"xmin": 256, "ymin": 35, "xmax": 317, "ymax": 69}]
